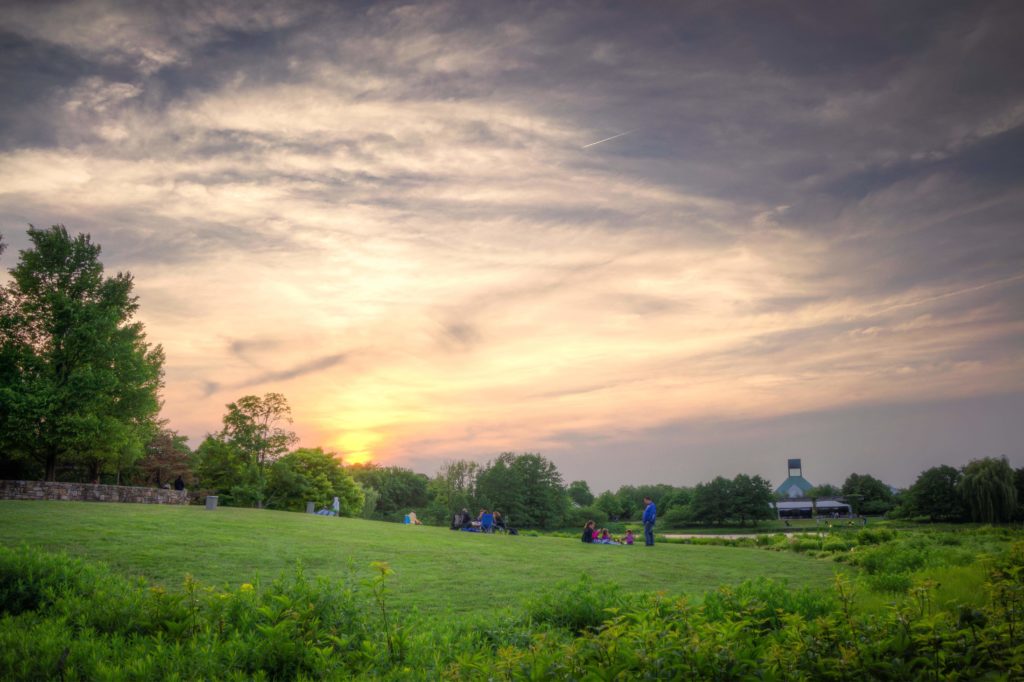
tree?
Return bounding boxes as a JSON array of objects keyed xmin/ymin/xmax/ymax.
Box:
[
  {"xmin": 475, "ymin": 453, "xmax": 567, "ymax": 529},
  {"xmin": 0, "ymin": 225, "xmax": 164, "ymax": 481},
  {"xmin": 132, "ymin": 427, "xmax": 193, "ymax": 488},
  {"xmin": 906, "ymin": 465, "xmax": 965, "ymax": 521},
  {"xmin": 959, "ymin": 456, "xmax": 1017, "ymax": 524},
  {"xmin": 425, "ymin": 459, "xmax": 479, "ymax": 525},
  {"xmin": 689, "ymin": 477, "xmax": 733, "ymax": 525},
  {"xmin": 731, "ymin": 474, "xmax": 775, "ymax": 525},
  {"xmin": 348, "ymin": 464, "xmax": 428, "ymax": 520},
  {"xmin": 567, "ymin": 480, "xmax": 595, "ymax": 507},
  {"xmin": 266, "ymin": 447, "xmax": 363, "ymax": 515},
  {"xmin": 192, "ymin": 436, "xmax": 259, "ymax": 506},
  {"xmin": 841, "ymin": 473, "xmax": 894, "ymax": 515},
  {"xmin": 220, "ymin": 393, "xmax": 298, "ymax": 470}
]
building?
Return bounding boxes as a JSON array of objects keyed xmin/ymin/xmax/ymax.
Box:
[
  {"xmin": 773, "ymin": 459, "xmax": 852, "ymax": 519},
  {"xmin": 775, "ymin": 459, "xmax": 813, "ymax": 498}
]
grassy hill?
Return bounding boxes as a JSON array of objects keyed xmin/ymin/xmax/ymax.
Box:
[{"xmin": 0, "ymin": 500, "xmax": 840, "ymax": 617}]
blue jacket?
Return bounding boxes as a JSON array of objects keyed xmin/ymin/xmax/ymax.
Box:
[{"xmin": 642, "ymin": 502, "xmax": 656, "ymax": 524}]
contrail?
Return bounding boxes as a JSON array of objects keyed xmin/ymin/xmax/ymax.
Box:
[{"xmin": 582, "ymin": 129, "xmax": 636, "ymax": 149}]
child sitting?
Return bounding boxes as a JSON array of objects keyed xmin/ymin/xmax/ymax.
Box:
[{"xmin": 624, "ymin": 529, "xmax": 634, "ymax": 545}]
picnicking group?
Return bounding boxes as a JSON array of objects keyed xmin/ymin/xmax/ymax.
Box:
[
  {"xmin": 450, "ymin": 508, "xmax": 515, "ymax": 534},
  {"xmin": 581, "ymin": 496, "xmax": 656, "ymax": 546}
]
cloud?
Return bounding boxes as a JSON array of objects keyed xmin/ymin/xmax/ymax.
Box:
[{"xmin": 0, "ymin": 1, "xmax": 1021, "ymax": 484}]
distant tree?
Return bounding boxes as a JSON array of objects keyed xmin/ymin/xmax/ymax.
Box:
[
  {"xmin": 841, "ymin": 473, "xmax": 894, "ymax": 515},
  {"xmin": 475, "ymin": 453, "xmax": 567, "ymax": 529},
  {"xmin": 959, "ymin": 456, "xmax": 1017, "ymax": 524},
  {"xmin": 220, "ymin": 393, "xmax": 298, "ymax": 471},
  {"xmin": 425, "ymin": 459, "xmax": 479, "ymax": 525},
  {"xmin": 594, "ymin": 490, "xmax": 627, "ymax": 520},
  {"xmin": 266, "ymin": 447, "xmax": 363, "ymax": 515},
  {"xmin": 731, "ymin": 474, "xmax": 775, "ymax": 525},
  {"xmin": 348, "ymin": 464, "xmax": 428, "ymax": 520},
  {"xmin": 0, "ymin": 225, "xmax": 164, "ymax": 481},
  {"xmin": 807, "ymin": 484, "xmax": 842, "ymax": 499},
  {"xmin": 192, "ymin": 436, "xmax": 260, "ymax": 506},
  {"xmin": 906, "ymin": 465, "xmax": 965, "ymax": 521},
  {"xmin": 690, "ymin": 477, "xmax": 733, "ymax": 525},
  {"xmin": 567, "ymin": 480, "xmax": 595, "ymax": 507},
  {"xmin": 132, "ymin": 427, "xmax": 193, "ymax": 488},
  {"xmin": 1015, "ymin": 468, "xmax": 1024, "ymax": 522}
]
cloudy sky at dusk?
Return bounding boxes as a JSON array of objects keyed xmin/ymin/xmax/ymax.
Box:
[{"xmin": 1, "ymin": 0, "xmax": 1022, "ymax": 491}]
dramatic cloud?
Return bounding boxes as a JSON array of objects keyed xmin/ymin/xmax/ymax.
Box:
[{"xmin": 1, "ymin": 0, "xmax": 1021, "ymax": 489}]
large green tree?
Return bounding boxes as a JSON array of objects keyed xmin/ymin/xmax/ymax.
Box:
[
  {"xmin": 730, "ymin": 474, "xmax": 775, "ymax": 525},
  {"xmin": 0, "ymin": 226, "xmax": 164, "ymax": 481},
  {"xmin": 347, "ymin": 464, "xmax": 428, "ymax": 521},
  {"xmin": 959, "ymin": 456, "xmax": 1017, "ymax": 524},
  {"xmin": 266, "ymin": 447, "xmax": 364, "ymax": 515},
  {"xmin": 475, "ymin": 452, "xmax": 567, "ymax": 529},
  {"xmin": 425, "ymin": 459, "xmax": 479, "ymax": 525},
  {"xmin": 567, "ymin": 480, "xmax": 595, "ymax": 507},
  {"xmin": 689, "ymin": 477, "xmax": 733, "ymax": 525},
  {"xmin": 841, "ymin": 473, "xmax": 894, "ymax": 515},
  {"xmin": 907, "ymin": 465, "xmax": 965, "ymax": 522},
  {"xmin": 220, "ymin": 393, "xmax": 298, "ymax": 470}
]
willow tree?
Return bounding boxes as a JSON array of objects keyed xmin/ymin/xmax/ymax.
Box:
[
  {"xmin": 0, "ymin": 226, "xmax": 164, "ymax": 481},
  {"xmin": 959, "ymin": 456, "xmax": 1017, "ymax": 523}
]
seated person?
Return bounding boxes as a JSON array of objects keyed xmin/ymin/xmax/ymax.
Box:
[
  {"xmin": 598, "ymin": 529, "xmax": 619, "ymax": 545},
  {"xmin": 408, "ymin": 511, "xmax": 422, "ymax": 525},
  {"xmin": 493, "ymin": 510, "xmax": 507, "ymax": 531},
  {"xmin": 460, "ymin": 508, "xmax": 475, "ymax": 530},
  {"xmin": 480, "ymin": 511, "xmax": 494, "ymax": 532},
  {"xmin": 624, "ymin": 529, "xmax": 635, "ymax": 545},
  {"xmin": 581, "ymin": 520, "xmax": 596, "ymax": 543}
]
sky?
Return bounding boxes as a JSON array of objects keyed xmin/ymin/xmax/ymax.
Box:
[{"xmin": 0, "ymin": 0, "xmax": 1022, "ymax": 492}]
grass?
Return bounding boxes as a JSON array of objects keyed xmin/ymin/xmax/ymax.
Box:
[{"xmin": 0, "ymin": 501, "xmax": 841, "ymax": 618}]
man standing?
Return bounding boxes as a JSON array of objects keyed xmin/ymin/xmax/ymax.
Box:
[{"xmin": 642, "ymin": 496, "xmax": 656, "ymax": 546}]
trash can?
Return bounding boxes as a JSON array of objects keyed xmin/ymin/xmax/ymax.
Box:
[{"xmin": 205, "ymin": 495, "xmax": 218, "ymax": 511}]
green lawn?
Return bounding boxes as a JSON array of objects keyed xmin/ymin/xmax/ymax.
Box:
[{"xmin": 0, "ymin": 501, "xmax": 842, "ymax": 618}]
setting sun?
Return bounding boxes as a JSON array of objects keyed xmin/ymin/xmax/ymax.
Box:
[{"xmin": 336, "ymin": 431, "xmax": 382, "ymax": 466}]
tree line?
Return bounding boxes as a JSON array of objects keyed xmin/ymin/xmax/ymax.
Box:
[{"xmin": 1, "ymin": 226, "xmax": 1020, "ymax": 528}]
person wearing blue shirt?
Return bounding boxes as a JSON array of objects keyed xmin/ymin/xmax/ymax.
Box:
[{"xmin": 642, "ymin": 496, "xmax": 656, "ymax": 546}]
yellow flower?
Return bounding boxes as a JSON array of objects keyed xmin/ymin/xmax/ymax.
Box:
[{"xmin": 240, "ymin": 583, "xmax": 254, "ymax": 592}]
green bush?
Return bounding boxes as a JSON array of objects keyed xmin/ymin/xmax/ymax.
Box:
[{"xmin": 856, "ymin": 526, "xmax": 897, "ymax": 545}]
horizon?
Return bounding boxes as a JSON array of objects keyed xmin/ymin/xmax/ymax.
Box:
[{"xmin": 1, "ymin": 1, "xmax": 1021, "ymax": 491}]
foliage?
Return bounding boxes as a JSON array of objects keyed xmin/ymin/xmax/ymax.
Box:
[
  {"xmin": 690, "ymin": 476, "xmax": 733, "ymax": 525},
  {"xmin": 424, "ymin": 459, "xmax": 478, "ymax": 525},
  {"xmin": 0, "ymin": 225, "xmax": 164, "ymax": 481},
  {"xmin": 130, "ymin": 426, "xmax": 193, "ymax": 488},
  {"xmin": 4, "ymin": 537, "xmax": 1024, "ymax": 681},
  {"xmin": 807, "ymin": 483, "xmax": 842, "ymax": 498},
  {"xmin": 566, "ymin": 480, "xmax": 595, "ymax": 507},
  {"xmin": 348, "ymin": 464, "xmax": 428, "ymax": 521},
  {"xmin": 907, "ymin": 464, "xmax": 965, "ymax": 521},
  {"xmin": 267, "ymin": 447, "xmax": 364, "ymax": 515},
  {"xmin": 686, "ymin": 474, "xmax": 773, "ymax": 526},
  {"xmin": 960, "ymin": 456, "xmax": 1018, "ymax": 523},
  {"xmin": 219, "ymin": 392, "xmax": 298, "ymax": 471},
  {"xmin": 842, "ymin": 472, "xmax": 895, "ymax": 515},
  {"xmin": 191, "ymin": 436, "xmax": 261, "ymax": 507},
  {"xmin": 475, "ymin": 452, "xmax": 568, "ymax": 529}
]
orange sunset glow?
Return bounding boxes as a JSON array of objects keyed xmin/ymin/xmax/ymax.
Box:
[{"xmin": 0, "ymin": 1, "xmax": 1021, "ymax": 490}]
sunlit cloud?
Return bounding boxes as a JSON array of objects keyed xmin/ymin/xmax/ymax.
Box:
[{"xmin": 1, "ymin": 0, "xmax": 1021, "ymax": 488}]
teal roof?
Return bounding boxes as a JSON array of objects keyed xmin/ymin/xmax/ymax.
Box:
[{"xmin": 775, "ymin": 475, "xmax": 813, "ymax": 497}]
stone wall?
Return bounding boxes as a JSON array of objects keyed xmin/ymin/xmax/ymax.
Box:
[{"xmin": 0, "ymin": 480, "xmax": 188, "ymax": 505}]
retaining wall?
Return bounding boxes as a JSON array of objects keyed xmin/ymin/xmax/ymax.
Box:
[{"xmin": 0, "ymin": 480, "xmax": 188, "ymax": 505}]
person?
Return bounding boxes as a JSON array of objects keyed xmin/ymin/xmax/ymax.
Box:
[
  {"xmin": 173, "ymin": 475, "xmax": 185, "ymax": 491},
  {"xmin": 493, "ymin": 510, "xmax": 507, "ymax": 532},
  {"xmin": 408, "ymin": 511, "xmax": 422, "ymax": 525},
  {"xmin": 598, "ymin": 529, "xmax": 618, "ymax": 545},
  {"xmin": 624, "ymin": 529, "xmax": 634, "ymax": 545},
  {"xmin": 642, "ymin": 496, "xmax": 656, "ymax": 546},
  {"xmin": 460, "ymin": 508, "xmax": 474, "ymax": 530},
  {"xmin": 581, "ymin": 520, "xmax": 596, "ymax": 543}
]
